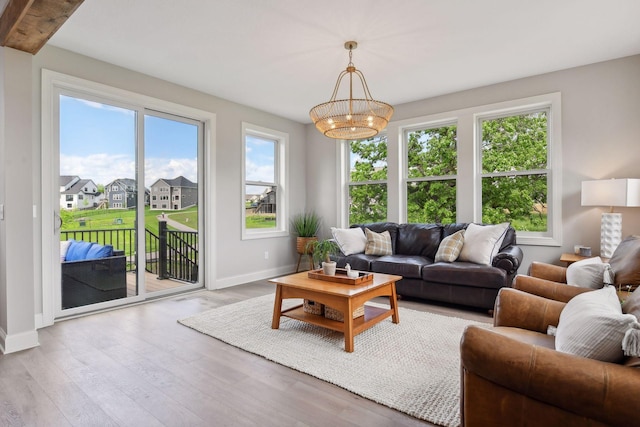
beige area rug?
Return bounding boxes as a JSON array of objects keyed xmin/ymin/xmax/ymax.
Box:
[{"xmin": 178, "ymin": 294, "xmax": 488, "ymax": 427}]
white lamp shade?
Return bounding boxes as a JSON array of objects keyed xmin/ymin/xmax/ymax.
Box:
[{"xmin": 581, "ymin": 179, "xmax": 640, "ymax": 207}]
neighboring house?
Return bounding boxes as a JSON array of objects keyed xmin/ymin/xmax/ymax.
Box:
[
  {"xmin": 59, "ymin": 175, "xmax": 100, "ymax": 210},
  {"xmin": 150, "ymin": 176, "xmax": 197, "ymax": 210},
  {"xmin": 254, "ymin": 187, "xmax": 276, "ymax": 214},
  {"xmin": 103, "ymin": 178, "xmax": 150, "ymax": 209},
  {"xmin": 104, "ymin": 178, "xmax": 138, "ymax": 209}
]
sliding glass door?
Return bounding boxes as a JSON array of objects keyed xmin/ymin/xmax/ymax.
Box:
[
  {"xmin": 144, "ymin": 112, "xmax": 201, "ymax": 295},
  {"xmin": 55, "ymin": 92, "xmax": 203, "ymax": 317}
]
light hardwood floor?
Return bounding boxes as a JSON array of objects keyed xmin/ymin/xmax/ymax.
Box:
[{"xmin": 0, "ymin": 280, "xmax": 491, "ymax": 427}]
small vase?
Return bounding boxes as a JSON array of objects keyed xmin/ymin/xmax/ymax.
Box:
[{"xmin": 322, "ymin": 261, "xmax": 337, "ymax": 276}]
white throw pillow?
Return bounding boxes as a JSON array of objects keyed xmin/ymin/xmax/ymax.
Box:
[
  {"xmin": 566, "ymin": 257, "xmax": 609, "ymax": 289},
  {"xmin": 60, "ymin": 240, "xmax": 72, "ymax": 261},
  {"xmin": 458, "ymin": 223, "xmax": 509, "ymax": 265},
  {"xmin": 331, "ymin": 227, "xmax": 367, "ymax": 256},
  {"xmin": 435, "ymin": 230, "xmax": 465, "ymax": 262},
  {"xmin": 556, "ymin": 285, "xmax": 638, "ymax": 362}
]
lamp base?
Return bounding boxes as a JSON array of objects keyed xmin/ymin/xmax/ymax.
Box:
[{"xmin": 600, "ymin": 212, "xmax": 622, "ymax": 258}]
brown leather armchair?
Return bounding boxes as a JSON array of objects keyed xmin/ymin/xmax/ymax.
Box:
[
  {"xmin": 528, "ymin": 234, "xmax": 640, "ymax": 296},
  {"xmin": 460, "ymin": 280, "xmax": 640, "ymax": 427}
]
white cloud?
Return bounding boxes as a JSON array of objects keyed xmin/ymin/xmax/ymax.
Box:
[
  {"xmin": 61, "ymin": 153, "xmax": 134, "ymax": 187},
  {"xmin": 61, "ymin": 153, "xmax": 197, "ymax": 188},
  {"xmin": 145, "ymin": 157, "xmax": 198, "ymax": 187},
  {"xmin": 245, "ymin": 158, "xmax": 274, "ymax": 183}
]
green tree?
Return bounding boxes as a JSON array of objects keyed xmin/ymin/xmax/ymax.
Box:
[
  {"xmin": 406, "ymin": 124, "xmax": 457, "ymax": 223},
  {"xmin": 347, "ymin": 113, "xmax": 548, "ymax": 231},
  {"xmin": 348, "ymin": 136, "xmax": 388, "ymax": 223},
  {"xmin": 481, "ymin": 112, "xmax": 548, "ymax": 231}
]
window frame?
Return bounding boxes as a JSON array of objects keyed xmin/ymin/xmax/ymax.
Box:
[
  {"xmin": 241, "ymin": 122, "xmax": 289, "ymax": 240},
  {"xmin": 473, "ymin": 95, "xmax": 561, "ymax": 246},
  {"xmin": 403, "ymin": 120, "xmax": 458, "ymax": 224},
  {"xmin": 361, "ymin": 92, "xmax": 562, "ymax": 247},
  {"xmin": 345, "ymin": 133, "xmax": 389, "ymax": 224}
]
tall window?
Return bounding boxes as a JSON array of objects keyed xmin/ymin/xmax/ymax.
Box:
[
  {"xmin": 405, "ymin": 123, "xmax": 457, "ymax": 223},
  {"xmin": 348, "ymin": 135, "xmax": 388, "ymax": 224},
  {"xmin": 242, "ymin": 123, "xmax": 288, "ymax": 239},
  {"xmin": 479, "ymin": 109, "xmax": 549, "ymax": 233}
]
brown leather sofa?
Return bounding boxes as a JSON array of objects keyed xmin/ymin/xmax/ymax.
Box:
[
  {"xmin": 460, "ymin": 274, "xmax": 640, "ymax": 427},
  {"xmin": 335, "ymin": 222, "xmax": 523, "ymax": 310}
]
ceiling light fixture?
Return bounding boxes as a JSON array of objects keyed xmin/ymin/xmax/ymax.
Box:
[{"xmin": 309, "ymin": 41, "xmax": 393, "ymax": 140}]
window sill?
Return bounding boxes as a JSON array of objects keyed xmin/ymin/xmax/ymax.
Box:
[{"xmin": 242, "ymin": 229, "xmax": 288, "ymax": 240}]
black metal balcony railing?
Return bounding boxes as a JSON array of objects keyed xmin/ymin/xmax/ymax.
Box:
[{"xmin": 61, "ymin": 221, "xmax": 198, "ymax": 283}]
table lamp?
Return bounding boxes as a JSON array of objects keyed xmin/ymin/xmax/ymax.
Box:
[{"xmin": 581, "ymin": 178, "xmax": 640, "ymax": 258}]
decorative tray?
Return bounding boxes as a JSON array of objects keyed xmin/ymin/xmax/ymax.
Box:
[{"xmin": 307, "ymin": 268, "xmax": 374, "ymax": 285}]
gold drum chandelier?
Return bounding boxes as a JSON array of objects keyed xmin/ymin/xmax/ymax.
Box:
[{"xmin": 309, "ymin": 41, "xmax": 393, "ymax": 140}]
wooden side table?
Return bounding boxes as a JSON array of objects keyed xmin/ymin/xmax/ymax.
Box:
[{"xmin": 559, "ymin": 253, "xmax": 609, "ymax": 266}]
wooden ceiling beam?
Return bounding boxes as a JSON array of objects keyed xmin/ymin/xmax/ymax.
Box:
[{"xmin": 0, "ymin": 0, "xmax": 83, "ymax": 55}]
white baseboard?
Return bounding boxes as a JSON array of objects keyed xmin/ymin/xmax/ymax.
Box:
[
  {"xmin": 0, "ymin": 327, "xmax": 39, "ymax": 354},
  {"xmin": 212, "ymin": 264, "xmax": 296, "ymax": 290}
]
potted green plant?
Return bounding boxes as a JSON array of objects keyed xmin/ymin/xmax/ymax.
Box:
[
  {"xmin": 307, "ymin": 238, "xmax": 341, "ymax": 275},
  {"xmin": 291, "ymin": 212, "xmax": 321, "ymax": 255}
]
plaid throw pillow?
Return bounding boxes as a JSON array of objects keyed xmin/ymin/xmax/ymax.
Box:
[
  {"xmin": 435, "ymin": 229, "xmax": 465, "ymax": 262},
  {"xmin": 364, "ymin": 228, "xmax": 392, "ymax": 256}
]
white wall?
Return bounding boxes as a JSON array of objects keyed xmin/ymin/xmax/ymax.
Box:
[
  {"xmin": 1, "ymin": 44, "xmax": 639, "ymax": 352},
  {"xmin": 0, "ymin": 48, "xmax": 39, "ymax": 353},
  {"xmin": 306, "ymin": 55, "xmax": 640, "ymax": 272},
  {"xmin": 33, "ymin": 46, "xmax": 309, "ymax": 288},
  {"xmin": 0, "ymin": 46, "xmax": 306, "ymax": 338}
]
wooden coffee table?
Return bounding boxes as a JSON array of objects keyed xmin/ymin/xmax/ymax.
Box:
[{"xmin": 269, "ymin": 271, "xmax": 402, "ymax": 352}]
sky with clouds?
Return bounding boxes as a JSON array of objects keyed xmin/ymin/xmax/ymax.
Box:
[{"xmin": 60, "ymin": 96, "xmax": 198, "ymax": 188}]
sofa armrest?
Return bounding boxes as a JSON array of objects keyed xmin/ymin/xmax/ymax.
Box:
[
  {"xmin": 529, "ymin": 261, "xmax": 567, "ymax": 282},
  {"xmin": 461, "ymin": 325, "xmax": 640, "ymax": 427},
  {"xmin": 513, "ymin": 274, "xmax": 592, "ymax": 303},
  {"xmin": 493, "ymin": 287, "xmax": 565, "ymax": 332},
  {"xmin": 491, "ymin": 245, "xmax": 523, "ymax": 276}
]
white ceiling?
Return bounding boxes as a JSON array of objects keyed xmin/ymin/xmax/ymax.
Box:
[{"xmin": 48, "ymin": 0, "xmax": 640, "ymax": 124}]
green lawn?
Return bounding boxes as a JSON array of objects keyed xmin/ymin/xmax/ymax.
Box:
[
  {"xmin": 511, "ymin": 214, "xmax": 547, "ymax": 232},
  {"xmin": 246, "ymin": 214, "xmax": 276, "ymax": 229},
  {"xmin": 165, "ymin": 206, "xmax": 198, "ymax": 228},
  {"xmin": 62, "ymin": 206, "xmax": 198, "ymax": 234},
  {"xmin": 61, "ymin": 206, "xmax": 199, "ymax": 256}
]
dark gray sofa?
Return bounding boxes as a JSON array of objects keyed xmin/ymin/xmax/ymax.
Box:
[{"xmin": 335, "ymin": 222, "xmax": 523, "ymax": 310}]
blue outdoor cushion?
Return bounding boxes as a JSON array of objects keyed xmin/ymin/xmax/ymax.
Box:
[
  {"xmin": 85, "ymin": 244, "xmax": 114, "ymax": 260},
  {"xmin": 65, "ymin": 240, "xmax": 95, "ymax": 261}
]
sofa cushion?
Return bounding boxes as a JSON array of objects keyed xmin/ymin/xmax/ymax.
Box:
[
  {"xmin": 65, "ymin": 240, "xmax": 95, "ymax": 261},
  {"xmin": 422, "ymin": 261, "xmax": 507, "ymax": 289},
  {"xmin": 442, "ymin": 223, "xmax": 467, "ymax": 237},
  {"xmin": 331, "ymin": 227, "xmax": 367, "ymax": 255},
  {"xmin": 556, "ymin": 285, "xmax": 638, "ymax": 362},
  {"xmin": 371, "ymin": 255, "xmax": 431, "ymax": 279},
  {"xmin": 395, "ymin": 223, "xmax": 442, "ymax": 258},
  {"xmin": 85, "ymin": 243, "xmax": 114, "ymax": 260},
  {"xmin": 435, "ymin": 229, "xmax": 465, "ymax": 262},
  {"xmin": 352, "ymin": 222, "xmax": 399, "ymax": 253},
  {"xmin": 622, "ymin": 286, "xmax": 640, "ymax": 320},
  {"xmin": 609, "ymin": 235, "xmax": 640, "ymax": 288},
  {"xmin": 458, "ymin": 223, "xmax": 509, "ymax": 265},
  {"xmin": 566, "ymin": 256, "xmax": 610, "ymax": 289},
  {"xmin": 336, "ymin": 253, "xmax": 380, "ymax": 271},
  {"xmin": 60, "ymin": 240, "xmax": 72, "ymax": 261},
  {"xmin": 364, "ymin": 228, "xmax": 392, "ymax": 256}
]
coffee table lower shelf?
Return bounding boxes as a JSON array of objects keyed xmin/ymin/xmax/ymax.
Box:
[{"xmin": 281, "ymin": 304, "xmax": 392, "ymax": 335}]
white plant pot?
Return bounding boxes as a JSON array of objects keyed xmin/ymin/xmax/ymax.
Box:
[{"xmin": 322, "ymin": 261, "xmax": 337, "ymax": 276}]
